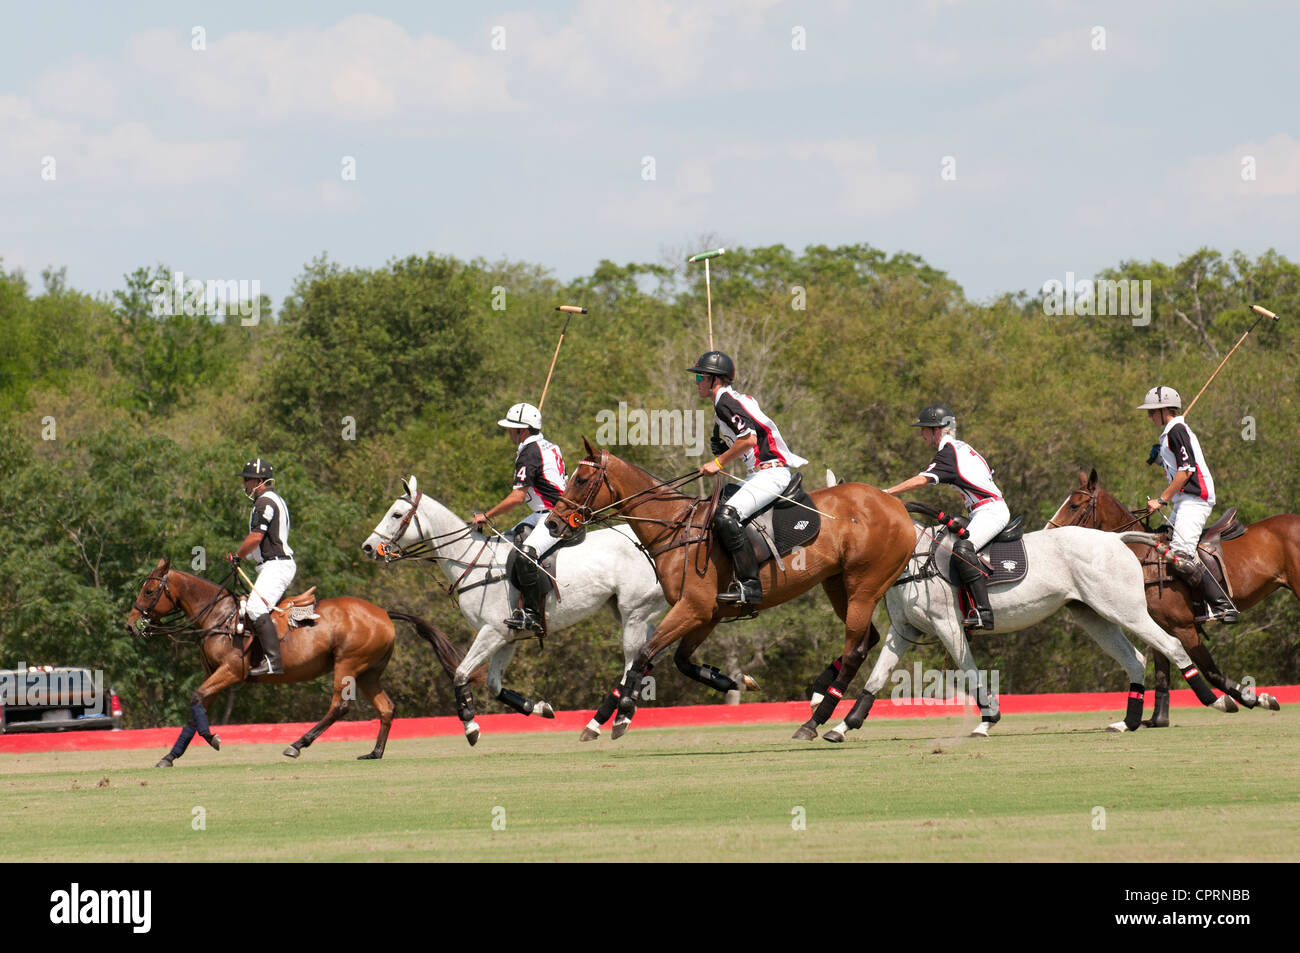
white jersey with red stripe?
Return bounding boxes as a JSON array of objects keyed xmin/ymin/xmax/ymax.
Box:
[
  {"xmin": 1156, "ymin": 415, "xmax": 1215, "ymax": 506},
  {"xmin": 919, "ymin": 434, "xmax": 1003, "ymax": 513},
  {"xmin": 713, "ymin": 386, "xmax": 808, "ymax": 471},
  {"xmin": 513, "ymin": 434, "xmax": 568, "ymax": 512}
]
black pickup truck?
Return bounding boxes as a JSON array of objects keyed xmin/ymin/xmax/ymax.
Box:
[{"xmin": 0, "ymin": 665, "xmax": 123, "ymax": 733}]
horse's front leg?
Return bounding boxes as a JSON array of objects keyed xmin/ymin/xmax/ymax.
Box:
[
  {"xmin": 454, "ymin": 625, "xmax": 508, "ymax": 746},
  {"xmin": 585, "ymin": 603, "xmax": 717, "ymax": 741},
  {"xmin": 155, "ymin": 664, "xmax": 240, "ymax": 767},
  {"xmin": 824, "ymin": 620, "xmax": 915, "ymax": 743},
  {"xmin": 486, "ymin": 642, "xmax": 554, "ymax": 719}
]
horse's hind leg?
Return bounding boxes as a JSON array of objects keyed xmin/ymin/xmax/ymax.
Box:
[
  {"xmin": 1146, "ymin": 651, "xmax": 1172, "ymax": 727},
  {"xmin": 285, "ymin": 667, "xmax": 354, "ymax": 759},
  {"xmin": 825, "ymin": 618, "xmax": 917, "ymax": 743},
  {"xmin": 356, "ymin": 669, "xmax": 396, "ymax": 760},
  {"xmin": 1178, "ymin": 624, "xmax": 1254, "ymax": 711}
]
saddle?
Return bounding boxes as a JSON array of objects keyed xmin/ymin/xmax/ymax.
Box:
[
  {"xmin": 718, "ymin": 471, "xmax": 822, "ymax": 570},
  {"xmin": 240, "ymin": 588, "xmax": 319, "ymax": 661},
  {"xmin": 1152, "ymin": 506, "xmax": 1245, "ymax": 597},
  {"xmin": 503, "ymin": 519, "xmax": 587, "ymax": 606},
  {"xmin": 925, "ymin": 511, "xmax": 1030, "ymax": 587}
]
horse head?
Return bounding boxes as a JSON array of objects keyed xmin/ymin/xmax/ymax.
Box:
[
  {"xmin": 546, "ymin": 438, "xmax": 616, "ymax": 541},
  {"xmin": 126, "ymin": 557, "xmax": 176, "ymax": 637},
  {"xmin": 1045, "ymin": 468, "xmax": 1135, "ymax": 531},
  {"xmin": 362, "ymin": 474, "xmax": 429, "ymax": 560}
]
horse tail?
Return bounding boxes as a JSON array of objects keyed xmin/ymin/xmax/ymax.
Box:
[{"xmin": 387, "ymin": 611, "xmax": 487, "ymax": 686}]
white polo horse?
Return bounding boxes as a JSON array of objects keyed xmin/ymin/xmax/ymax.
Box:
[
  {"xmin": 820, "ymin": 518, "xmax": 1233, "ymax": 742},
  {"xmin": 362, "ymin": 476, "xmax": 668, "ymax": 745}
]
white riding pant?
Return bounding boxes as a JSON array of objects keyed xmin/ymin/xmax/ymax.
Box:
[
  {"xmin": 523, "ymin": 513, "xmax": 561, "ymax": 559},
  {"xmin": 246, "ymin": 558, "xmax": 296, "ymax": 620},
  {"xmin": 726, "ymin": 467, "xmax": 792, "ymax": 520},
  {"xmin": 965, "ymin": 500, "xmax": 1011, "ymax": 551},
  {"xmin": 1168, "ymin": 495, "xmax": 1212, "ymax": 558}
]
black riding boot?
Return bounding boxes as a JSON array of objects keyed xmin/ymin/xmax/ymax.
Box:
[
  {"xmin": 247, "ymin": 614, "xmax": 283, "ymax": 676},
  {"xmin": 1171, "ymin": 555, "xmax": 1238, "ymax": 624},
  {"xmin": 952, "ymin": 539, "xmax": 993, "ymax": 630},
  {"xmin": 713, "ymin": 506, "xmax": 761, "ymax": 606},
  {"xmin": 505, "ymin": 547, "xmax": 547, "ymax": 632}
]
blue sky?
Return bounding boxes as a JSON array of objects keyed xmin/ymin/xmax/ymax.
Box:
[{"xmin": 2, "ymin": 1, "xmax": 1297, "ymax": 308}]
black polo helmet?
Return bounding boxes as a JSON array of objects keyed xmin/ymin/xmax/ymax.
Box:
[
  {"xmin": 687, "ymin": 351, "xmax": 735, "ymax": 380},
  {"xmin": 240, "ymin": 458, "xmax": 274, "ymax": 481},
  {"xmin": 911, "ymin": 405, "xmax": 956, "ymax": 428}
]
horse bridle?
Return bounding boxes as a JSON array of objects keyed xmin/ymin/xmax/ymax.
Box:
[
  {"xmin": 555, "ymin": 451, "xmax": 615, "ymax": 530},
  {"xmin": 374, "ymin": 491, "xmax": 430, "ymax": 559},
  {"xmin": 132, "ymin": 569, "xmax": 176, "ymax": 620},
  {"xmin": 1045, "ymin": 486, "xmax": 1099, "ymax": 530}
]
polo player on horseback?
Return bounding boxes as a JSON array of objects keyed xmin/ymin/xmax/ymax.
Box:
[
  {"xmin": 472, "ymin": 402, "xmax": 568, "ymax": 632},
  {"xmin": 885, "ymin": 405, "xmax": 1009, "ymax": 629},
  {"xmin": 229, "ymin": 458, "xmax": 295, "ymax": 676},
  {"xmin": 1138, "ymin": 385, "xmax": 1238, "ymax": 623},
  {"xmin": 692, "ymin": 351, "xmax": 808, "ymax": 607}
]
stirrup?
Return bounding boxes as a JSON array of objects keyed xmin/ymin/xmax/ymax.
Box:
[
  {"xmin": 247, "ymin": 659, "xmax": 282, "ymax": 677},
  {"xmin": 505, "ymin": 608, "xmax": 544, "ymax": 632},
  {"xmin": 717, "ymin": 581, "xmax": 762, "ymax": 607},
  {"xmin": 1194, "ymin": 606, "xmax": 1239, "ymax": 624},
  {"xmin": 963, "ymin": 609, "xmax": 994, "ymax": 630}
]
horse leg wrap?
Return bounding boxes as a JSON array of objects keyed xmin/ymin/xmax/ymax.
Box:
[
  {"xmin": 497, "ymin": 687, "xmax": 534, "ymax": 715},
  {"xmin": 1124, "ymin": 683, "xmax": 1145, "ymax": 731},
  {"xmin": 455, "ymin": 683, "xmax": 477, "ymax": 723},
  {"xmin": 1181, "ymin": 666, "xmax": 1218, "ymax": 706},
  {"xmin": 168, "ymin": 722, "xmax": 197, "ymax": 760},
  {"xmin": 675, "ymin": 656, "xmax": 738, "ymax": 694},
  {"xmin": 844, "ymin": 690, "xmax": 876, "ymax": 730},
  {"xmin": 812, "ymin": 680, "xmax": 849, "ymax": 724},
  {"xmin": 810, "ymin": 660, "xmax": 843, "ymax": 699},
  {"xmin": 189, "ymin": 697, "xmax": 213, "ymax": 742},
  {"xmin": 593, "ymin": 691, "xmax": 620, "ymax": 726}
]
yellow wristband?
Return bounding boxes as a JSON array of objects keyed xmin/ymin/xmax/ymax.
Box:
[{"xmin": 714, "ymin": 457, "xmax": 723, "ymax": 468}]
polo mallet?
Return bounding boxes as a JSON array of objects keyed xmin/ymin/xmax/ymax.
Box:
[
  {"xmin": 687, "ymin": 248, "xmax": 726, "ymax": 350},
  {"xmin": 1146, "ymin": 303, "xmax": 1281, "ymax": 464},
  {"xmin": 538, "ymin": 305, "xmax": 587, "ymax": 411}
]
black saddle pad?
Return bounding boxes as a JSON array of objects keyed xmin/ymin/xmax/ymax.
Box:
[
  {"xmin": 721, "ymin": 472, "xmax": 821, "ymax": 562},
  {"xmin": 944, "ymin": 533, "xmax": 1029, "ymax": 586}
]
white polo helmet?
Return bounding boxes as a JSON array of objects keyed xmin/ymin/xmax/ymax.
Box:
[
  {"xmin": 497, "ymin": 402, "xmax": 542, "ymax": 430},
  {"xmin": 1137, "ymin": 386, "xmax": 1182, "ymax": 410}
]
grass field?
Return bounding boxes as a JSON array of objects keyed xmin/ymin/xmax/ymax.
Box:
[{"xmin": 4, "ymin": 708, "xmax": 1298, "ymax": 862}]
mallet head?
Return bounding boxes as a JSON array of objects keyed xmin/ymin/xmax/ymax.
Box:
[
  {"xmin": 556, "ymin": 305, "xmax": 588, "ymax": 314},
  {"xmin": 687, "ymin": 248, "xmax": 727, "ymax": 263}
]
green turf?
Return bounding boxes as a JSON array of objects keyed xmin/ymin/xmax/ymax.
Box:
[{"xmin": 4, "ymin": 708, "xmax": 1297, "ymax": 862}]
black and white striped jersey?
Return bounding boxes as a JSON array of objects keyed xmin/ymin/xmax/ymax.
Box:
[
  {"xmin": 249, "ymin": 490, "xmax": 293, "ymax": 561},
  {"xmin": 1157, "ymin": 416, "xmax": 1215, "ymax": 505},
  {"xmin": 513, "ymin": 434, "xmax": 568, "ymax": 512},
  {"xmin": 713, "ymin": 386, "xmax": 808, "ymax": 470},
  {"xmin": 920, "ymin": 435, "xmax": 1003, "ymax": 511}
]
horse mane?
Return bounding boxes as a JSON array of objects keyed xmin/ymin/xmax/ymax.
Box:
[{"xmin": 606, "ymin": 451, "xmax": 701, "ymax": 502}]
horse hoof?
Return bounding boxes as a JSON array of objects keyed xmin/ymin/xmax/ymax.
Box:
[
  {"xmin": 1259, "ymin": 693, "xmax": 1280, "ymax": 711},
  {"xmin": 969, "ymin": 723, "xmax": 991, "ymax": 738},
  {"xmin": 611, "ymin": 720, "xmax": 631, "ymax": 740},
  {"xmin": 823, "ymin": 729, "xmax": 845, "ymax": 743},
  {"xmin": 579, "ymin": 727, "xmax": 600, "ymax": 742},
  {"xmin": 356, "ymin": 751, "xmax": 381, "ymax": 760},
  {"xmin": 535, "ymin": 701, "xmax": 555, "ymax": 719},
  {"xmin": 1106, "ymin": 721, "xmax": 1131, "ymax": 732},
  {"xmin": 155, "ymin": 757, "xmax": 173, "ymax": 768},
  {"xmin": 1212, "ymin": 695, "xmax": 1239, "ymax": 713},
  {"xmin": 283, "ymin": 746, "xmax": 300, "ymax": 759},
  {"xmin": 465, "ymin": 721, "xmax": 480, "ymax": 746},
  {"xmin": 207, "ymin": 734, "xmax": 221, "ymax": 751},
  {"xmin": 792, "ymin": 724, "xmax": 817, "ymax": 741},
  {"xmin": 741, "ymin": 674, "xmax": 760, "ymax": 692},
  {"xmin": 1141, "ymin": 718, "xmax": 1169, "ymax": 728}
]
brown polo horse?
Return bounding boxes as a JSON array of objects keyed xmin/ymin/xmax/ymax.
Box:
[
  {"xmin": 544, "ymin": 440, "xmax": 916, "ymax": 740},
  {"xmin": 1047, "ymin": 470, "xmax": 1291, "ymax": 723},
  {"xmin": 126, "ymin": 557, "xmax": 473, "ymax": 765}
]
